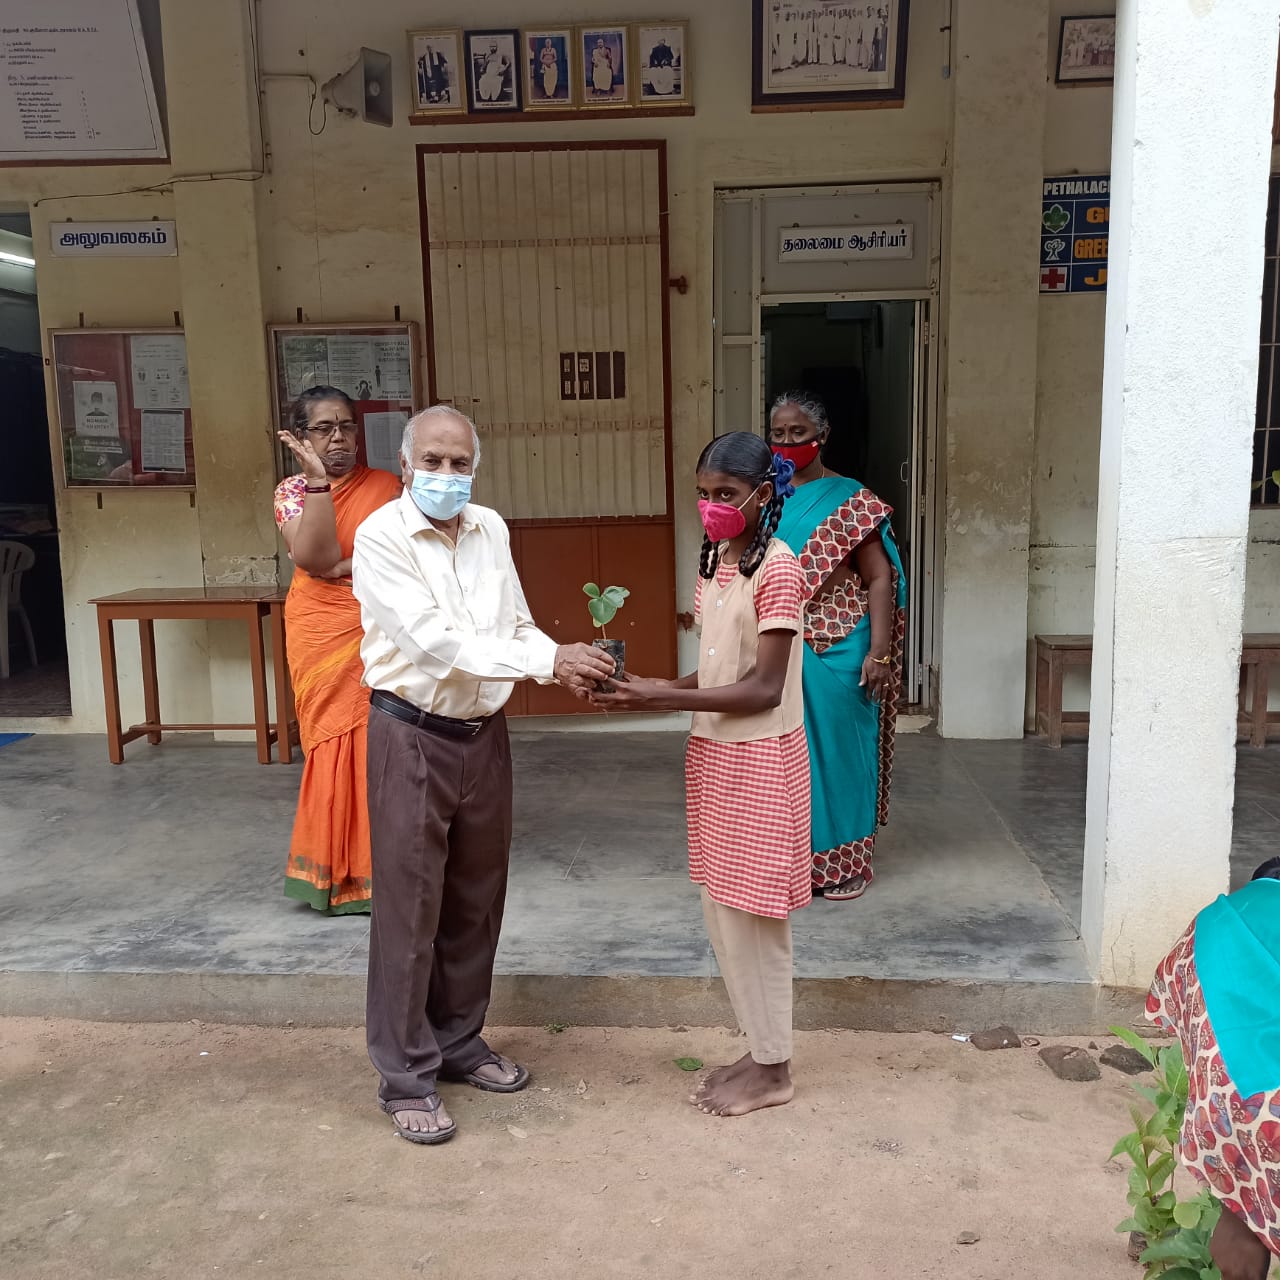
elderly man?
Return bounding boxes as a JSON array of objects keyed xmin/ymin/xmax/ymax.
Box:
[{"xmin": 351, "ymin": 404, "xmax": 614, "ymax": 1145}]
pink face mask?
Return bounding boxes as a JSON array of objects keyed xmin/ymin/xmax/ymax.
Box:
[{"xmin": 698, "ymin": 488, "xmax": 759, "ymax": 542}]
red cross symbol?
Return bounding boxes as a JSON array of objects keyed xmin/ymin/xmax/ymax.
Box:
[{"xmin": 1040, "ymin": 266, "xmax": 1068, "ymax": 292}]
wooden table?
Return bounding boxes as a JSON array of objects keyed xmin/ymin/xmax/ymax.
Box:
[
  {"xmin": 1034, "ymin": 631, "xmax": 1280, "ymax": 748},
  {"xmin": 91, "ymin": 587, "xmax": 296, "ymax": 765}
]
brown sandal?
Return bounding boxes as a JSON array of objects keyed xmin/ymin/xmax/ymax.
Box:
[
  {"xmin": 438, "ymin": 1052, "xmax": 531, "ymax": 1094},
  {"xmin": 380, "ymin": 1094, "xmax": 457, "ymax": 1145}
]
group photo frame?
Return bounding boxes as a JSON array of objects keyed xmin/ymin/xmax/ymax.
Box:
[
  {"xmin": 752, "ymin": 0, "xmax": 910, "ymax": 110},
  {"xmin": 408, "ymin": 28, "xmax": 465, "ymax": 115},
  {"xmin": 1054, "ymin": 15, "xmax": 1116, "ymax": 85}
]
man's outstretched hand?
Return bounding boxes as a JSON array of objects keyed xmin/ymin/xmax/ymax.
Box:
[{"xmin": 553, "ymin": 643, "xmax": 616, "ymax": 692}]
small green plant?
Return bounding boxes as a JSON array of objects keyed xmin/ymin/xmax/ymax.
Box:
[
  {"xmin": 544, "ymin": 1021, "xmax": 568, "ymax": 1034},
  {"xmin": 1107, "ymin": 1025, "xmax": 1222, "ymax": 1279},
  {"xmin": 583, "ymin": 583, "xmax": 630, "ymax": 639},
  {"xmin": 1252, "ymin": 469, "xmax": 1280, "ymax": 499}
]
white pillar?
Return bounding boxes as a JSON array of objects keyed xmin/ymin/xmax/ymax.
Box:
[
  {"xmin": 936, "ymin": 0, "xmax": 1047, "ymax": 738},
  {"xmin": 1081, "ymin": 0, "xmax": 1279, "ymax": 986}
]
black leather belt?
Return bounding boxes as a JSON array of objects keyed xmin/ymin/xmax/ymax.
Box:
[{"xmin": 370, "ymin": 689, "xmax": 490, "ymax": 739}]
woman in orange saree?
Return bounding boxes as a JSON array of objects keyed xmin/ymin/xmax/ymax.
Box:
[{"xmin": 274, "ymin": 387, "xmax": 402, "ymax": 914}]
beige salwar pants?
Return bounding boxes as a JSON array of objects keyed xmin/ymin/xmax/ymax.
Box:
[{"xmin": 701, "ymin": 887, "xmax": 794, "ymax": 1064}]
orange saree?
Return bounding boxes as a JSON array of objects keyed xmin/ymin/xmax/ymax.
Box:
[{"xmin": 274, "ymin": 465, "xmax": 402, "ymax": 913}]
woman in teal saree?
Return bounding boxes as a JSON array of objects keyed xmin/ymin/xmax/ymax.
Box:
[{"xmin": 770, "ymin": 391, "xmax": 908, "ymax": 901}]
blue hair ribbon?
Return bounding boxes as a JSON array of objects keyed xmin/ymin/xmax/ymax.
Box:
[{"xmin": 771, "ymin": 453, "xmax": 796, "ymax": 499}]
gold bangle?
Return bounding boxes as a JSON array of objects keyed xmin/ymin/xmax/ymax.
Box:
[{"xmin": 869, "ymin": 654, "xmax": 891, "ymax": 666}]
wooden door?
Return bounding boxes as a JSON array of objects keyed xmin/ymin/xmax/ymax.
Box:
[{"xmin": 418, "ymin": 141, "xmax": 677, "ymax": 714}]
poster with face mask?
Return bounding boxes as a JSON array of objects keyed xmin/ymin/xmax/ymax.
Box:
[{"xmin": 72, "ymin": 380, "xmax": 120, "ymax": 437}]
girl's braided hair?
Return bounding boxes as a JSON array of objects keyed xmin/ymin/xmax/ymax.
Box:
[{"xmin": 696, "ymin": 431, "xmax": 796, "ymax": 581}]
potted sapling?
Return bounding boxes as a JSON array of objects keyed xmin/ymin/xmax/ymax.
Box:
[{"xmin": 583, "ymin": 582, "xmax": 630, "ymax": 681}]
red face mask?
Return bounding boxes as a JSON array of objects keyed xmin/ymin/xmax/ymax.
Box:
[{"xmin": 772, "ymin": 440, "xmax": 821, "ymax": 470}]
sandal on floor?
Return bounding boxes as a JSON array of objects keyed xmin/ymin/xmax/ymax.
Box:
[
  {"xmin": 822, "ymin": 876, "xmax": 869, "ymax": 902},
  {"xmin": 381, "ymin": 1094, "xmax": 457, "ymax": 1145},
  {"xmin": 439, "ymin": 1052, "xmax": 531, "ymax": 1094}
]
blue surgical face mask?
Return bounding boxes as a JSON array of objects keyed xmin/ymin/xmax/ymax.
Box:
[{"xmin": 410, "ymin": 470, "xmax": 472, "ymax": 521}]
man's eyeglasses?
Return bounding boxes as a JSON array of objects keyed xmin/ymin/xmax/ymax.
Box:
[{"xmin": 301, "ymin": 421, "xmax": 359, "ymax": 439}]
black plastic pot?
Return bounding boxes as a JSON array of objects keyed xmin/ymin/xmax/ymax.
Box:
[{"xmin": 592, "ymin": 637, "xmax": 626, "ymax": 684}]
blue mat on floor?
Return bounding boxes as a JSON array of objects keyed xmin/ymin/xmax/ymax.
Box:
[{"xmin": 0, "ymin": 733, "xmax": 31, "ymax": 749}]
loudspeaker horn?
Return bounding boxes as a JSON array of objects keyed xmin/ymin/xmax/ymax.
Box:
[{"xmin": 321, "ymin": 48, "xmax": 393, "ymax": 127}]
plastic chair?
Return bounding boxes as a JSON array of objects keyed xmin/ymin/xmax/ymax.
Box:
[{"xmin": 0, "ymin": 540, "xmax": 37, "ymax": 679}]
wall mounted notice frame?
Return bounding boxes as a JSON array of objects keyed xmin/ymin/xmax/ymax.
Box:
[
  {"xmin": 268, "ymin": 323, "xmax": 422, "ymax": 481},
  {"xmin": 0, "ymin": 0, "xmax": 167, "ymax": 164},
  {"xmin": 50, "ymin": 328, "xmax": 195, "ymax": 489}
]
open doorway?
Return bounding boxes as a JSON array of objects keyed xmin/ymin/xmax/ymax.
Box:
[
  {"xmin": 761, "ymin": 298, "xmax": 926, "ymax": 705},
  {"xmin": 0, "ymin": 212, "xmax": 71, "ymax": 718}
]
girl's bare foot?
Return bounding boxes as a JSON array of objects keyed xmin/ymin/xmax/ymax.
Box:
[
  {"xmin": 693, "ymin": 1059, "xmax": 794, "ymax": 1117},
  {"xmin": 694, "ymin": 1051, "xmax": 753, "ymax": 1096}
]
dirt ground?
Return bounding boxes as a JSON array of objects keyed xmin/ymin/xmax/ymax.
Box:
[{"xmin": 0, "ymin": 1018, "xmax": 1159, "ymax": 1279}]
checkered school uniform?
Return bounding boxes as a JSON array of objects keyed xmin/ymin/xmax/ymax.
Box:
[{"xmin": 686, "ymin": 539, "xmax": 813, "ymax": 920}]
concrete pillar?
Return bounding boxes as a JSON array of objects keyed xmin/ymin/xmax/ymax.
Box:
[
  {"xmin": 1081, "ymin": 0, "xmax": 1278, "ymax": 986},
  {"xmin": 936, "ymin": 1, "xmax": 1047, "ymax": 738},
  {"xmin": 161, "ymin": 0, "xmax": 279, "ymax": 722}
]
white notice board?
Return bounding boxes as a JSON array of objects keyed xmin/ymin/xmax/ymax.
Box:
[{"xmin": 0, "ymin": 0, "xmax": 166, "ymax": 163}]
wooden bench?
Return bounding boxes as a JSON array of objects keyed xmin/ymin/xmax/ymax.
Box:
[{"xmin": 1033, "ymin": 632, "xmax": 1280, "ymax": 748}]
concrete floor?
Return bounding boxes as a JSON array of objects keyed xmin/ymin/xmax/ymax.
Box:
[{"xmin": 1, "ymin": 729, "xmax": 1275, "ymax": 1027}]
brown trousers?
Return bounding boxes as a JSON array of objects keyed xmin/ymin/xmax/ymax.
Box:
[{"xmin": 365, "ymin": 704, "xmax": 513, "ymax": 1103}]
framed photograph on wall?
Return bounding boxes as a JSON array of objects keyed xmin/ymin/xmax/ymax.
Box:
[
  {"xmin": 408, "ymin": 28, "xmax": 465, "ymax": 115},
  {"xmin": 636, "ymin": 21, "xmax": 689, "ymax": 106},
  {"xmin": 523, "ymin": 28, "xmax": 574, "ymax": 109},
  {"xmin": 465, "ymin": 29, "xmax": 521, "ymax": 112},
  {"xmin": 1055, "ymin": 16, "xmax": 1116, "ymax": 85},
  {"xmin": 577, "ymin": 25, "xmax": 631, "ymax": 108},
  {"xmin": 752, "ymin": 1, "xmax": 910, "ymax": 111}
]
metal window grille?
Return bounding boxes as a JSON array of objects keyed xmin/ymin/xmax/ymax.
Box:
[{"xmin": 1254, "ymin": 173, "xmax": 1280, "ymax": 506}]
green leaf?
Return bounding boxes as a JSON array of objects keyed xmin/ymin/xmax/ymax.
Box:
[
  {"xmin": 1156, "ymin": 1191, "xmax": 1176, "ymax": 1212},
  {"xmin": 582, "ymin": 582, "xmax": 602, "ymax": 598},
  {"xmin": 1109, "ymin": 1026, "xmax": 1159, "ymax": 1065},
  {"xmin": 601, "ymin": 585, "xmax": 629, "ymax": 608},
  {"xmin": 588, "ymin": 597, "xmax": 618, "ymax": 628},
  {"xmin": 1141, "ymin": 1236, "xmax": 1199, "ymax": 1263},
  {"xmin": 674, "ymin": 1057, "xmax": 703, "ymax": 1072},
  {"xmin": 1148, "ymin": 1154, "xmax": 1176, "ymax": 1191},
  {"xmin": 1114, "ymin": 1218, "xmax": 1142, "ymax": 1234},
  {"xmin": 1110, "ymin": 1132, "xmax": 1141, "ymax": 1163},
  {"xmin": 1172, "ymin": 1201, "xmax": 1202, "ymax": 1229}
]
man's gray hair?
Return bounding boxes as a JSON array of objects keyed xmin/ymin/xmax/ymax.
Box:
[{"xmin": 400, "ymin": 404, "xmax": 483, "ymax": 469}]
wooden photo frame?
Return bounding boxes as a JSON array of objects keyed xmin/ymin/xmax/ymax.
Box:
[
  {"xmin": 408, "ymin": 28, "xmax": 465, "ymax": 116},
  {"xmin": 49, "ymin": 328, "xmax": 195, "ymax": 489},
  {"xmin": 1055, "ymin": 16, "xmax": 1116, "ymax": 85},
  {"xmin": 635, "ymin": 21, "xmax": 690, "ymax": 107},
  {"xmin": 465, "ymin": 29, "xmax": 522, "ymax": 112},
  {"xmin": 267, "ymin": 322, "xmax": 422, "ymax": 482},
  {"xmin": 578, "ymin": 24, "xmax": 632, "ymax": 108},
  {"xmin": 523, "ymin": 28, "xmax": 575, "ymax": 109},
  {"xmin": 752, "ymin": 1, "xmax": 910, "ymax": 111}
]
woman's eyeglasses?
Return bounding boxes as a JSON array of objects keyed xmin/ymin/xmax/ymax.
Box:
[{"xmin": 302, "ymin": 421, "xmax": 359, "ymax": 439}]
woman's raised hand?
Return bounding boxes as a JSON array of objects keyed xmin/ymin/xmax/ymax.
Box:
[{"xmin": 277, "ymin": 430, "xmax": 329, "ymax": 484}]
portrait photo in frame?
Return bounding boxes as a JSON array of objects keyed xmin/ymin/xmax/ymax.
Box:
[
  {"xmin": 523, "ymin": 28, "xmax": 574, "ymax": 108},
  {"xmin": 408, "ymin": 28, "xmax": 465, "ymax": 115},
  {"xmin": 636, "ymin": 21, "xmax": 689, "ymax": 106},
  {"xmin": 578, "ymin": 25, "xmax": 630, "ymax": 107},
  {"xmin": 1055, "ymin": 16, "xmax": 1116, "ymax": 85},
  {"xmin": 465, "ymin": 29, "xmax": 521, "ymax": 112},
  {"xmin": 752, "ymin": 1, "xmax": 910, "ymax": 110}
]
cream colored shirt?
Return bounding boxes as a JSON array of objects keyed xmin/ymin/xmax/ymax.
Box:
[{"xmin": 352, "ymin": 492, "xmax": 557, "ymax": 719}]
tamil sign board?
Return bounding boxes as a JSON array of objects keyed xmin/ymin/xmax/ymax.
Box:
[
  {"xmin": 778, "ymin": 224, "xmax": 913, "ymax": 264},
  {"xmin": 50, "ymin": 221, "xmax": 177, "ymax": 257},
  {"xmin": 1040, "ymin": 175, "xmax": 1109, "ymax": 294}
]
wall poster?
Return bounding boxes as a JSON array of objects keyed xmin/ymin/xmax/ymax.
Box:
[
  {"xmin": 50, "ymin": 328, "xmax": 196, "ymax": 487},
  {"xmin": 1040, "ymin": 174, "xmax": 1110, "ymax": 294},
  {"xmin": 267, "ymin": 323, "xmax": 422, "ymax": 479}
]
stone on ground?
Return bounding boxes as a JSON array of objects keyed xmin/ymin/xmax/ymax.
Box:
[
  {"xmin": 971, "ymin": 1026, "xmax": 1022, "ymax": 1051},
  {"xmin": 1039, "ymin": 1044, "xmax": 1101, "ymax": 1082},
  {"xmin": 1099, "ymin": 1045, "xmax": 1151, "ymax": 1076}
]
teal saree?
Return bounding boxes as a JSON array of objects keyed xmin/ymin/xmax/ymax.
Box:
[{"xmin": 775, "ymin": 476, "xmax": 907, "ymax": 894}]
